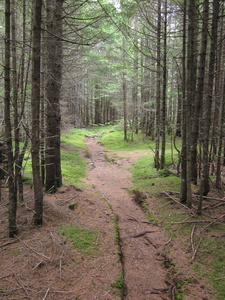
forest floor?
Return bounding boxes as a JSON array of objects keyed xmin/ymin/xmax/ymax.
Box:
[{"xmin": 0, "ymin": 135, "xmax": 214, "ymax": 300}]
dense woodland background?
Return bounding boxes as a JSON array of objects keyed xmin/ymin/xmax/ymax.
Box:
[{"xmin": 1, "ymin": 0, "xmax": 225, "ymax": 236}]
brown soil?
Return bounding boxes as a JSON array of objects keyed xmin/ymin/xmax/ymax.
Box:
[{"xmin": 0, "ymin": 136, "xmax": 214, "ymax": 299}]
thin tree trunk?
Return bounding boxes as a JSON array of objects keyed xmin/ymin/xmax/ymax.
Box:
[
  {"xmin": 186, "ymin": 0, "xmax": 197, "ymax": 208},
  {"xmin": 122, "ymin": 38, "xmax": 127, "ymax": 141},
  {"xmin": 45, "ymin": 0, "xmax": 63, "ymax": 192},
  {"xmin": 198, "ymin": 0, "xmax": 220, "ymax": 214},
  {"xmin": 94, "ymin": 86, "xmax": 101, "ymax": 124},
  {"xmin": 160, "ymin": 0, "xmax": 167, "ymax": 169},
  {"xmin": 180, "ymin": 0, "xmax": 187, "ymax": 204},
  {"xmin": 216, "ymin": 75, "xmax": 225, "ymax": 188},
  {"xmin": 190, "ymin": 0, "xmax": 209, "ymax": 185},
  {"xmin": 12, "ymin": 0, "xmax": 20, "ymax": 202},
  {"xmin": 32, "ymin": 0, "xmax": 43, "ymax": 226},
  {"xmin": 0, "ymin": 142, "xmax": 3, "ymax": 201},
  {"xmin": 132, "ymin": 25, "xmax": 139, "ymax": 135},
  {"xmin": 5, "ymin": 0, "xmax": 17, "ymax": 237},
  {"xmin": 123, "ymin": 71, "xmax": 128, "ymax": 142},
  {"xmin": 186, "ymin": 0, "xmax": 198, "ymax": 208},
  {"xmin": 155, "ymin": 0, "xmax": 161, "ymax": 170}
]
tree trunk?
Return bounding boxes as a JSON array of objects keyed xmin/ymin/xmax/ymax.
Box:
[
  {"xmin": 132, "ymin": 26, "xmax": 139, "ymax": 136},
  {"xmin": 94, "ymin": 85, "xmax": 101, "ymax": 124},
  {"xmin": 160, "ymin": 0, "xmax": 167, "ymax": 169},
  {"xmin": 154, "ymin": 0, "xmax": 161, "ymax": 170},
  {"xmin": 186, "ymin": 0, "xmax": 198, "ymax": 208},
  {"xmin": 31, "ymin": 0, "xmax": 43, "ymax": 226},
  {"xmin": 180, "ymin": 0, "xmax": 187, "ymax": 204},
  {"xmin": 12, "ymin": 0, "xmax": 21, "ymax": 202},
  {"xmin": 5, "ymin": 0, "xmax": 17, "ymax": 237},
  {"xmin": 198, "ymin": 0, "xmax": 220, "ymax": 214},
  {"xmin": 45, "ymin": 0, "xmax": 63, "ymax": 192},
  {"xmin": 215, "ymin": 74, "xmax": 225, "ymax": 189},
  {"xmin": 191, "ymin": 0, "xmax": 209, "ymax": 185}
]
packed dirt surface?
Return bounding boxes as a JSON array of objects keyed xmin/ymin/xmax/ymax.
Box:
[
  {"xmin": 85, "ymin": 136, "xmax": 168, "ymax": 299},
  {"xmin": 0, "ymin": 135, "xmax": 214, "ymax": 300}
]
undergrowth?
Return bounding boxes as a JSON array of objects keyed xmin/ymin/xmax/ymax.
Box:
[{"xmin": 22, "ymin": 128, "xmax": 91, "ymax": 187}]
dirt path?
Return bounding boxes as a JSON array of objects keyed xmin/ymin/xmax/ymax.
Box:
[{"xmin": 86, "ymin": 136, "xmax": 168, "ymax": 299}]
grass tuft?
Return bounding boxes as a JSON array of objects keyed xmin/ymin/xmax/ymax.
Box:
[
  {"xmin": 58, "ymin": 224, "xmax": 99, "ymax": 256},
  {"xmin": 111, "ymin": 275, "xmax": 126, "ymax": 295}
]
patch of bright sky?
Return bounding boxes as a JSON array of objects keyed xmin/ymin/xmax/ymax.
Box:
[{"xmin": 108, "ymin": 0, "xmax": 121, "ymax": 12}]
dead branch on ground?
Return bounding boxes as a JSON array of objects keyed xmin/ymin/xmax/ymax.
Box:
[
  {"xmin": 0, "ymin": 239, "xmax": 18, "ymax": 248},
  {"xmin": 170, "ymin": 220, "xmax": 214, "ymax": 225},
  {"xmin": 191, "ymin": 238, "xmax": 202, "ymax": 263},
  {"xmin": 162, "ymin": 191, "xmax": 195, "ymax": 215},
  {"xmin": 16, "ymin": 236, "xmax": 50, "ymax": 260},
  {"xmin": 145, "ymin": 236, "xmax": 159, "ymax": 248},
  {"xmin": 197, "ymin": 213, "xmax": 225, "ymax": 236},
  {"xmin": 14, "ymin": 273, "xmax": 30, "ymax": 298},
  {"xmin": 130, "ymin": 230, "xmax": 156, "ymax": 238},
  {"xmin": 43, "ymin": 287, "xmax": 50, "ymax": 300},
  {"xmin": 199, "ymin": 195, "xmax": 225, "ymax": 203},
  {"xmin": 126, "ymin": 214, "xmax": 158, "ymax": 226},
  {"xmin": 165, "ymin": 236, "xmax": 172, "ymax": 245}
]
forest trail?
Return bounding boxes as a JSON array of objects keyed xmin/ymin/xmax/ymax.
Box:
[{"xmin": 85, "ymin": 136, "xmax": 168, "ymax": 300}]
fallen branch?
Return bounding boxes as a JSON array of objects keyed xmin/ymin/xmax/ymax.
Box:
[
  {"xmin": 14, "ymin": 274, "xmax": 30, "ymax": 297},
  {"xmin": 203, "ymin": 202, "xmax": 225, "ymax": 210},
  {"xmin": 191, "ymin": 225, "xmax": 195, "ymax": 250},
  {"xmin": 0, "ymin": 239, "xmax": 18, "ymax": 248},
  {"xmin": 145, "ymin": 287, "xmax": 168, "ymax": 294},
  {"xmin": 131, "ymin": 230, "xmax": 156, "ymax": 238},
  {"xmin": 0, "ymin": 287, "xmax": 24, "ymax": 295},
  {"xmin": 33, "ymin": 261, "xmax": 45, "ymax": 270},
  {"xmin": 59, "ymin": 258, "xmax": 62, "ymax": 278},
  {"xmin": 162, "ymin": 191, "xmax": 194, "ymax": 214},
  {"xmin": 16, "ymin": 236, "xmax": 50, "ymax": 260},
  {"xmin": 51, "ymin": 290, "xmax": 75, "ymax": 294},
  {"xmin": 165, "ymin": 190, "xmax": 225, "ymax": 203},
  {"xmin": 145, "ymin": 236, "xmax": 159, "ymax": 249},
  {"xmin": 170, "ymin": 220, "xmax": 214, "ymax": 225},
  {"xmin": 191, "ymin": 237, "xmax": 202, "ymax": 263},
  {"xmin": 126, "ymin": 214, "xmax": 141, "ymax": 225},
  {"xmin": 43, "ymin": 287, "xmax": 50, "ymax": 300},
  {"xmin": 197, "ymin": 214, "xmax": 225, "ymax": 236},
  {"xmin": 200, "ymin": 196, "xmax": 225, "ymax": 203},
  {"xmin": 100, "ymin": 193, "xmax": 111, "ymax": 205},
  {"xmin": 126, "ymin": 215, "xmax": 158, "ymax": 226},
  {"xmin": 165, "ymin": 236, "xmax": 172, "ymax": 246}
]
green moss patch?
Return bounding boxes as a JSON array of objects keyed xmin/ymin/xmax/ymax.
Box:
[{"xmin": 58, "ymin": 224, "xmax": 99, "ymax": 256}]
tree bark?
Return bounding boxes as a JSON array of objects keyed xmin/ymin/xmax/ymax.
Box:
[
  {"xmin": 191, "ymin": 0, "xmax": 209, "ymax": 185},
  {"xmin": 45, "ymin": 0, "xmax": 63, "ymax": 192},
  {"xmin": 186, "ymin": 0, "xmax": 198, "ymax": 208},
  {"xmin": 198, "ymin": 0, "xmax": 220, "ymax": 214},
  {"xmin": 215, "ymin": 75, "xmax": 225, "ymax": 189},
  {"xmin": 160, "ymin": 0, "xmax": 167, "ymax": 169},
  {"xmin": 94, "ymin": 85, "xmax": 101, "ymax": 124},
  {"xmin": 31, "ymin": 0, "xmax": 43, "ymax": 225},
  {"xmin": 180, "ymin": 0, "xmax": 188, "ymax": 204},
  {"xmin": 154, "ymin": 0, "xmax": 161, "ymax": 170},
  {"xmin": 5, "ymin": 0, "xmax": 17, "ymax": 237}
]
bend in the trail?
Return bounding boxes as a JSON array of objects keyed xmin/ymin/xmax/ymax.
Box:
[{"xmin": 85, "ymin": 136, "xmax": 169, "ymax": 300}]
